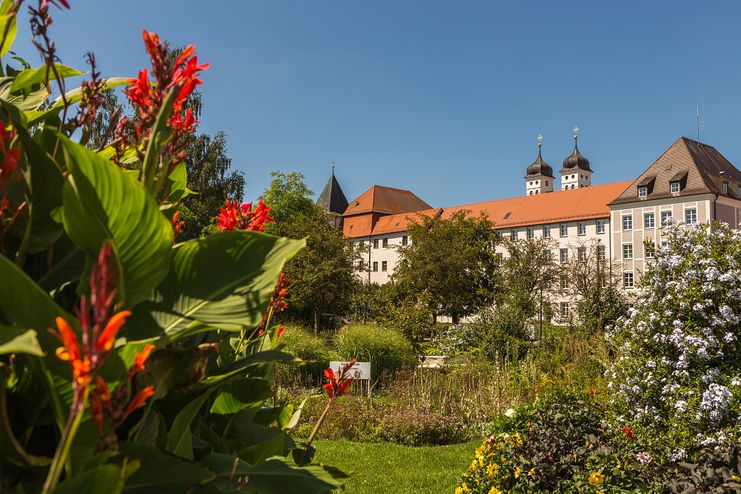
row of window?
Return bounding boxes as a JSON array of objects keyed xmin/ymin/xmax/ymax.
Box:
[
  {"xmin": 356, "ymin": 260, "xmax": 389, "ymax": 272},
  {"xmin": 511, "ymin": 220, "xmax": 607, "ymax": 240},
  {"xmin": 556, "ymin": 245, "xmax": 607, "ymax": 263},
  {"xmin": 621, "ymin": 240, "xmax": 662, "ymax": 260},
  {"xmin": 362, "ymin": 235, "xmax": 409, "ymax": 249},
  {"xmin": 622, "ymin": 209, "xmax": 696, "ymax": 231}
]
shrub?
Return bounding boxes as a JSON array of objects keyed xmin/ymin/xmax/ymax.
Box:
[
  {"xmin": 278, "ymin": 323, "xmax": 338, "ymax": 387},
  {"xmin": 335, "ymin": 324, "xmax": 417, "ymax": 380},
  {"xmin": 607, "ymin": 222, "xmax": 741, "ymax": 455},
  {"xmin": 380, "ymin": 408, "xmax": 468, "ymax": 446}
]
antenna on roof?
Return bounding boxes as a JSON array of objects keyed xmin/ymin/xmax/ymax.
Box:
[
  {"xmin": 696, "ymin": 105, "xmax": 704, "ymax": 142},
  {"xmin": 331, "ymin": 160, "xmax": 335, "ymax": 175}
]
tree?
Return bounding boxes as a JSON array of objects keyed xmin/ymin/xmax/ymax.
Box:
[
  {"xmin": 263, "ymin": 172, "xmax": 356, "ymax": 332},
  {"xmin": 497, "ymin": 236, "xmax": 560, "ymax": 340},
  {"xmin": 393, "ymin": 210, "xmax": 499, "ymax": 323},
  {"xmin": 564, "ymin": 241, "xmax": 626, "ymax": 332}
]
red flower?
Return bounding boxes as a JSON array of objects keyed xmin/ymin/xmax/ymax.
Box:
[
  {"xmin": 47, "ymin": 0, "xmax": 71, "ymax": 9},
  {"xmin": 54, "ymin": 316, "xmax": 80, "ymax": 363},
  {"xmin": 622, "ymin": 426, "xmax": 634, "ymax": 441},
  {"xmin": 128, "ymin": 344, "xmax": 156, "ymax": 379},
  {"xmin": 216, "ymin": 199, "xmax": 274, "ymax": 232},
  {"xmin": 171, "ymin": 210, "xmax": 185, "ymax": 238},
  {"xmin": 277, "ymin": 326, "xmax": 285, "ymax": 339},
  {"xmin": 95, "ymin": 310, "xmax": 131, "ymax": 352},
  {"xmin": 125, "ymin": 69, "xmax": 153, "ymax": 111},
  {"xmin": 124, "ymin": 386, "xmax": 155, "ymax": 418},
  {"xmin": 322, "ymin": 359, "xmax": 356, "ymax": 399},
  {"xmin": 587, "ymin": 389, "xmax": 595, "ymax": 396}
]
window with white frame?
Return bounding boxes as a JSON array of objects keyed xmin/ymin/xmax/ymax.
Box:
[
  {"xmin": 527, "ymin": 228, "xmax": 534, "ymax": 239},
  {"xmin": 578, "ymin": 222, "xmax": 586, "ymax": 236},
  {"xmin": 623, "ymin": 272, "xmax": 634, "ymax": 288},
  {"xmin": 638, "ymin": 186, "xmax": 648, "ymax": 199},
  {"xmin": 382, "ymin": 238, "xmax": 388, "ymax": 248},
  {"xmin": 722, "ymin": 182, "xmax": 729, "ymax": 195},
  {"xmin": 622, "ymin": 214, "xmax": 633, "ymax": 231},
  {"xmin": 381, "ymin": 261, "xmax": 388, "ymax": 272},
  {"xmin": 578, "ymin": 246, "xmax": 587, "ymax": 261},
  {"xmin": 373, "ymin": 239, "xmax": 379, "ymax": 249},
  {"xmin": 596, "ymin": 219, "xmax": 606, "ymax": 234},
  {"xmin": 372, "ymin": 261, "xmax": 378, "ymax": 272},
  {"xmin": 661, "ymin": 210, "xmax": 673, "ymax": 225},
  {"xmin": 510, "ymin": 230, "xmax": 517, "ymax": 240},
  {"xmin": 685, "ymin": 208, "xmax": 697, "ymax": 224},
  {"xmin": 560, "ymin": 302, "xmax": 571, "ymax": 319},
  {"xmin": 559, "ymin": 275, "xmax": 568, "ymax": 290},
  {"xmin": 543, "ymin": 226, "xmax": 551, "ymax": 238},
  {"xmin": 597, "ymin": 244, "xmax": 606, "ymax": 260},
  {"xmin": 401, "ymin": 235, "xmax": 408, "ymax": 246},
  {"xmin": 543, "ymin": 249, "xmax": 552, "ymax": 262},
  {"xmin": 560, "ymin": 224, "xmax": 568, "ymax": 237},
  {"xmin": 670, "ymin": 181, "xmax": 680, "ymax": 194},
  {"xmin": 644, "ymin": 212, "xmax": 655, "ymax": 229},
  {"xmin": 560, "ymin": 248, "xmax": 568, "ymax": 263},
  {"xmin": 623, "ymin": 243, "xmax": 633, "ymax": 260}
]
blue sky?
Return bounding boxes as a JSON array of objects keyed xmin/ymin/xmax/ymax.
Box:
[{"xmin": 13, "ymin": 1, "xmax": 741, "ymax": 207}]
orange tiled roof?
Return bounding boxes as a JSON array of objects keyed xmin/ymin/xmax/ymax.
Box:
[
  {"xmin": 362, "ymin": 181, "xmax": 633, "ymax": 237},
  {"xmin": 343, "ymin": 185, "xmax": 432, "ymax": 216}
]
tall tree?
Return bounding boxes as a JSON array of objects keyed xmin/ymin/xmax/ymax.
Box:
[
  {"xmin": 393, "ymin": 211, "xmax": 499, "ymax": 323},
  {"xmin": 263, "ymin": 172, "xmax": 356, "ymax": 332}
]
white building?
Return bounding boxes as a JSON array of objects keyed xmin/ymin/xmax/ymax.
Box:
[{"xmin": 327, "ymin": 136, "xmax": 741, "ymax": 321}]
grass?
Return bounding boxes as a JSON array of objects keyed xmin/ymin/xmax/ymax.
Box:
[{"xmin": 313, "ymin": 439, "xmax": 477, "ymax": 494}]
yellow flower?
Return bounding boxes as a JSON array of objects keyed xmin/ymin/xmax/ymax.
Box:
[
  {"xmin": 616, "ymin": 458, "xmax": 622, "ymax": 469},
  {"xmin": 733, "ymin": 475, "xmax": 741, "ymax": 482},
  {"xmin": 486, "ymin": 463, "xmax": 499, "ymax": 479},
  {"xmin": 528, "ymin": 467, "xmax": 535, "ymax": 477},
  {"xmin": 597, "ymin": 491, "xmax": 605, "ymax": 494},
  {"xmin": 588, "ymin": 471, "xmax": 605, "ymax": 485},
  {"xmin": 455, "ymin": 484, "xmax": 469, "ymax": 494},
  {"xmin": 488, "ymin": 487, "xmax": 503, "ymax": 494},
  {"xmin": 514, "ymin": 467, "xmax": 521, "ymax": 478}
]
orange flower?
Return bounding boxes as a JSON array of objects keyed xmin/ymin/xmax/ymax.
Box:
[
  {"xmin": 89, "ymin": 392, "xmax": 103, "ymax": 433},
  {"xmin": 54, "ymin": 317, "xmax": 80, "ymax": 362},
  {"xmin": 95, "ymin": 310, "xmax": 132, "ymax": 352},
  {"xmin": 71, "ymin": 356, "xmax": 91, "ymax": 386},
  {"xmin": 277, "ymin": 326, "xmax": 285, "ymax": 339},
  {"xmin": 124, "ymin": 386, "xmax": 155, "ymax": 418},
  {"xmin": 128, "ymin": 344, "xmax": 156, "ymax": 378},
  {"xmin": 94, "ymin": 375, "xmax": 111, "ymax": 403}
]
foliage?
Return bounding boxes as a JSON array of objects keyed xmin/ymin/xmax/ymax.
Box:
[
  {"xmin": 0, "ymin": 8, "xmax": 338, "ymax": 493},
  {"xmin": 607, "ymin": 222, "xmax": 741, "ymax": 455},
  {"xmin": 457, "ymin": 391, "xmax": 665, "ymax": 493},
  {"xmin": 664, "ymin": 441, "xmax": 741, "ymax": 493},
  {"xmin": 334, "ymin": 324, "xmax": 417, "ymax": 380},
  {"xmin": 564, "ymin": 242, "xmax": 627, "ymax": 332},
  {"xmin": 263, "ymin": 172, "xmax": 356, "ymax": 331},
  {"xmin": 393, "ymin": 210, "xmax": 499, "ymax": 323},
  {"xmin": 276, "ymin": 323, "xmax": 338, "ymax": 387}
]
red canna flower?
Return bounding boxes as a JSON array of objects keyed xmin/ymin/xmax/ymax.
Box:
[
  {"xmin": 47, "ymin": 0, "xmax": 71, "ymax": 9},
  {"xmin": 128, "ymin": 344, "xmax": 156, "ymax": 379},
  {"xmin": 587, "ymin": 389, "xmax": 595, "ymax": 396},
  {"xmin": 622, "ymin": 426, "xmax": 634, "ymax": 441},
  {"xmin": 322, "ymin": 359, "xmax": 356, "ymax": 399},
  {"xmin": 277, "ymin": 326, "xmax": 285, "ymax": 339},
  {"xmin": 53, "ymin": 316, "xmax": 80, "ymax": 362},
  {"xmin": 124, "ymin": 386, "xmax": 155, "ymax": 418},
  {"xmin": 171, "ymin": 210, "xmax": 185, "ymax": 238},
  {"xmin": 216, "ymin": 199, "xmax": 274, "ymax": 232},
  {"xmin": 95, "ymin": 310, "xmax": 131, "ymax": 352}
]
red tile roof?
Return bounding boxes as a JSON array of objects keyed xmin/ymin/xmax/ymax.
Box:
[
  {"xmin": 343, "ymin": 185, "xmax": 432, "ymax": 216},
  {"xmin": 346, "ymin": 181, "xmax": 633, "ymax": 238}
]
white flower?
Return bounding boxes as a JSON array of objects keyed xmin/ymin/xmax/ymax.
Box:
[{"xmin": 504, "ymin": 408, "xmax": 516, "ymax": 418}]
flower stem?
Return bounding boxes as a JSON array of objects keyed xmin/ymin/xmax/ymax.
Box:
[
  {"xmin": 306, "ymin": 399, "xmax": 333, "ymax": 448},
  {"xmin": 42, "ymin": 388, "xmax": 88, "ymax": 494}
]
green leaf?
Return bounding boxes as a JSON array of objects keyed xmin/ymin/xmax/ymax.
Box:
[
  {"xmin": 11, "ymin": 64, "xmax": 83, "ymax": 93},
  {"xmin": 165, "ymin": 387, "xmax": 217, "ymax": 459},
  {"xmin": 203, "ymin": 454, "xmax": 340, "ymax": 494},
  {"xmin": 0, "ymin": 11, "xmax": 17, "ymax": 57},
  {"xmin": 127, "ymin": 231, "xmax": 303, "ymax": 341},
  {"xmin": 201, "ymin": 350, "xmax": 296, "ymax": 386},
  {"xmin": 141, "ymin": 87, "xmax": 176, "ymax": 190},
  {"xmin": 52, "ymin": 464, "xmax": 124, "ymax": 494},
  {"xmin": 60, "ymin": 136, "xmax": 173, "ymax": 307},
  {"xmin": 24, "ymin": 77, "xmax": 129, "ymax": 125},
  {"xmin": 0, "ymin": 326, "xmax": 43, "ymax": 356},
  {"xmin": 210, "ymin": 377, "xmax": 272, "ymax": 415},
  {"xmin": 119, "ymin": 443, "xmax": 214, "ymax": 494}
]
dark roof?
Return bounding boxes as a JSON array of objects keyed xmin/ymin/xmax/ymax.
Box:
[
  {"xmin": 561, "ymin": 143, "xmax": 592, "ymax": 172},
  {"xmin": 610, "ymin": 137, "xmax": 741, "ymax": 206},
  {"xmin": 343, "ymin": 185, "xmax": 431, "ymax": 217},
  {"xmin": 316, "ymin": 172, "xmax": 348, "ymax": 214},
  {"xmin": 525, "ymin": 146, "xmax": 554, "ymax": 178}
]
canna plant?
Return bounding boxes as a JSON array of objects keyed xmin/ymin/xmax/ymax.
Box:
[{"xmin": 0, "ymin": 1, "xmax": 339, "ymax": 492}]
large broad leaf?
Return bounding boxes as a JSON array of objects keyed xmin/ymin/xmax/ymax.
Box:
[
  {"xmin": 61, "ymin": 136, "xmax": 173, "ymax": 307},
  {"xmin": 52, "ymin": 464, "xmax": 124, "ymax": 494},
  {"xmin": 203, "ymin": 454, "xmax": 340, "ymax": 494},
  {"xmin": 0, "ymin": 326, "xmax": 43, "ymax": 356},
  {"xmin": 165, "ymin": 387, "xmax": 218, "ymax": 459},
  {"xmin": 119, "ymin": 443, "xmax": 214, "ymax": 494},
  {"xmin": 10, "ymin": 64, "xmax": 83, "ymax": 93},
  {"xmin": 25, "ymin": 77, "xmax": 129, "ymax": 125},
  {"xmin": 127, "ymin": 232, "xmax": 304, "ymax": 341},
  {"xmin": 0, "ymin": 0, "xmax": 17, "ymax": 57},
  {"xmin": 210, "ymin": 377, "xmax": 272, "ymax": 415}
]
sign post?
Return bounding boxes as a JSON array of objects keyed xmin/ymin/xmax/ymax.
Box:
[{"xmin": 329, "ymin": 361, "xmax": 371, "ymax": 397}]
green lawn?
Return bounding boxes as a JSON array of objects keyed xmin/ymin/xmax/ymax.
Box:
[{"xmin": 313, "ymin": 439, "xmax": 477, "ymax": 494}]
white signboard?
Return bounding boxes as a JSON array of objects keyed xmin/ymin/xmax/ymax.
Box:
[{"xmin": 329, "ymin": 361, "xmax": 371, "ymax": 380}]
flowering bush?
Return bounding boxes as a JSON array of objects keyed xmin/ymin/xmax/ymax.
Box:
[
  {"xmin": 0, "ymin": 2, "xmax": 339, "ymax": 492},
  {"xmin": 456, "ymin": 390, "xmax": 664, "ymax": 493},
  {"xmin": 607, "ymin": 222, "xmax": 741, "ymax": 456}
]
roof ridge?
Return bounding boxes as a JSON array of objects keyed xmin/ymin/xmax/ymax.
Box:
[{"xmin": 679, "ymin": 137, "xmax": 716, "ymax": 193}]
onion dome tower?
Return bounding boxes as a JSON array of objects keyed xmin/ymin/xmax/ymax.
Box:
[
  {"xmin": 525, "ymin": 134, "xmax": 555, "ymax": 196},
  {"xmin": 560, "ymin": 126, "xmax": 592, "ymax": 190}
]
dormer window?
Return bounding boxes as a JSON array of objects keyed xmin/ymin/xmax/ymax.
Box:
[
  {"xmin": 670, "ymin": 182, "xmax": 680, "ymax": 194},
  {"xmin": 722, "ymin": 182, "xmax": 729, "ymax": 195},
  {"xmin": 637, "ymin": 186, "xmax": 647, "ymax": 199}
]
